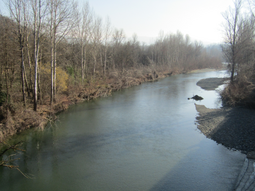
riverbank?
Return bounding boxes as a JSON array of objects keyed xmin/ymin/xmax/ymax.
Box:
[
  {"xmin": 195, "ymin": 77, "xmax": 255, "ymax": 154},
  {"xmin": 0, "ymin": 67, "xmax": 223, "ymax": 142},
  {"xmin": 1, "ymin": 67, "xmax": 244, "ymax": 191},
  {"xmin": 0, "ymin": 67, "xmax": 178, "ymax": 142}
]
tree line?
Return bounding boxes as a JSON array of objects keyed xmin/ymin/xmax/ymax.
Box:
[{"xmin": 0, "ymin": 0, "xmax": 222, "ymax": 112}]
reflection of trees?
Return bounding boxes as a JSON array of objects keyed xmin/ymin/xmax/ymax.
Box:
[{"xmin": 0, "ymin": 141, "xmax": 33, "ymax": 178}]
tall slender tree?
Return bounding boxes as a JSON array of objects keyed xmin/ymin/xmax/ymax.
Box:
[
  {"xmin": 222, "ymin": 0, "xmax": 243, "ymax": 82},
  {"xmin": 48, "ymin": 0, "xmax": 78, "ymax": 103},
  {"xmin": 79, "ymin": 2, "xmax": 92, "ymax": 83},
  {"xmin": 8, "ymin": 0, "xmax": 28, "ymax": 106},
  {"xmin": 31, "ymin": 0, "xmax": 46, "ymax": 111},
  {"xmin": 102, "ymin": 16, "xmax": 111, "ymax": 76},
  {"xmin": 91, "ymin": 16, "xmax": 102, "ymax": 76}
]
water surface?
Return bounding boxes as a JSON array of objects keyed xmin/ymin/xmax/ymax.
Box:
[{"xmin": 0, "ymin": 70, "xmax": 245, "ymax": 191}]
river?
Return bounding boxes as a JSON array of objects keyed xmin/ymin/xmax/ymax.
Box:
[{"xmin": 0, "ymin": 70, "xmax": 245, "ymax": 191}]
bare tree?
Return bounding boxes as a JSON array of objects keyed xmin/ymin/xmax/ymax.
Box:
[
  {"xmin": 222, "ymin": 0, "xmax": 243, "ymax": 82},
  {"xmin": 102, "ymin": 16, "xmax": 112, "ymax": 76},
  {"xmin": 91, "ymin": 16, "xmax": 102, "ymax": 77},
  {"xmin": 111, "ymin": 28, "xmax": 125, "ymax": 71},
  {"xmin": 8, "ymin": 0, "xmax": 28, "ymax": 107},
  {"xmin": 23, "ymin": 4, "xmax": 34, "ymax": 99},
  {"xmin": 0, "ymin": 16, "xmax": 18, "ymax": 107},
  {"xmin": 79, "ymin": 2, "xmax": 92, "ymax": 83},
  {"xmin": 129, "ymin": 33, "xmax": 140, "ymax": 68},
  {"xmin": 48, "ymin": 0, "xmax": 78, "ymax": 103},
  {"xmin": 30, "ymin": 0, "xmax": 47, "ymax": 111}
]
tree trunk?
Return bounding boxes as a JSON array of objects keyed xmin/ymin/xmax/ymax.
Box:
[
  {"xmin": 93, "ymin": 55, "xmax": 96, "ymax": 77},
  {"xmin": 26, "ymin": 33, "xmax": 33, "ymax": 98},
  {"xmin": 54, "ymin": 46, "xmax": 57, "ymax": 101},
  {"xmin": 104, "ymin": 49, "xmax": 107, "ymax": 76},
  {"xmin": 81, "ymin": 39, "xmax": 84, "ymax": 84},
  {"xmin": 33, "ymin": 0, "xmax": 42, "ymax": 112},
  {"xmin": 21, "ymin": 46, "xmax": 26, "ymax": 107},
  {"xmin": 50, "ymin": 1, "xmax": 54, "ymax": 105}
]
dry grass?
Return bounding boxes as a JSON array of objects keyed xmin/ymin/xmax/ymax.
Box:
[{"xmin": 220, "ymin": 79, "xmax": 255, "ymax": 107}]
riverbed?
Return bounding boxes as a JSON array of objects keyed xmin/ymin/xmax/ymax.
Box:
[{"xmin": 0, "ymin": 70, "xmax": 245, "ymax": 191}]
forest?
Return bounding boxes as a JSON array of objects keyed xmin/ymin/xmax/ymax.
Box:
[{"xmin": 0, "ymin": 0, "xmax": 222, "ymax": 141}]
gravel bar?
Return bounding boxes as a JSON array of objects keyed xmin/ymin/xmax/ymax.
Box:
[{"xmin": 195, "ymin": 77, "xmax": 255, "ymax": 154}]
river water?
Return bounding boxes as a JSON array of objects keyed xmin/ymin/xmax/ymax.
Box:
[{"xmin": 0, "ymin": 70, "xmax": 245, "ymax": 191}]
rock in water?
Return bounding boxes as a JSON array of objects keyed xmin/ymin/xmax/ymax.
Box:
[{"xmin": 191, "ymin": 95, "xmax": 203, "ymax": 101}]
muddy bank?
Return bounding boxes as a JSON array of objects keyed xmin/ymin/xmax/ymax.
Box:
[{"xmin": 195, "ymin": 77, "xmax": 255, "ymax": 154}]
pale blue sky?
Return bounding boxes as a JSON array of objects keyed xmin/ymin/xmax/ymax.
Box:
[
  {"xmin": 0, "ymin": 0, "xmax": 234, "ymax": 45},
  {"xmin": 83, "ymin": 0, "xmax": 233, "ymax": 45}
]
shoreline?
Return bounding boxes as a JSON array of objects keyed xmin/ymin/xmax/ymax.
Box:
[
  {"xmin": 0, "ymin": 68, "xmax": 175, "ymax": 142},
  {"xmin": 195, "ymin": 77, "xmax": 255, "ymax": 154},
  {"xmin": 188, "ymin": 68, "xmax": 219, "ymax": 74},
  {"xmin": 0, "ymin": 68, "xmax": 221, "ymax": 142}
]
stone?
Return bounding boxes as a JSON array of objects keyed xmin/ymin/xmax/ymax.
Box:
[{"xmin": 190, "ymin": 95, "xmax": 203, "ymax": 101}]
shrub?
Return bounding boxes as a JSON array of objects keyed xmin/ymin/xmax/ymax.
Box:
[
  {"xmin": 220, "ymin": 80, "xmax": 255, "ymax": 107},
  {"xmin": 40, "ymin": 64, "xmax": 69, "ymax": 96}
]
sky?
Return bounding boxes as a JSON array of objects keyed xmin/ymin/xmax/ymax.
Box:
[
  {"xmin": 0, "ymin": 0, "xmax": 234, "ymax": 45},
  {"xmin": 83, "ymin": 0, "xmax": 233, "ymax": 45}
]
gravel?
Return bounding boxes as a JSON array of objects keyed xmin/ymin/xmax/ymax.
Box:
[
  {"xmin": 196, "ymin": 78, "xmax": 228, "ymax": 90},
  {"xmin": 195, "ymin": 78, "xmax": 255, "ymax": 154}
]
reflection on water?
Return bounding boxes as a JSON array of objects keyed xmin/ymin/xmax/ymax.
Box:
[{"xmin": 0, "ymin": 70, "xmax": 245, "ymax": 191}]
